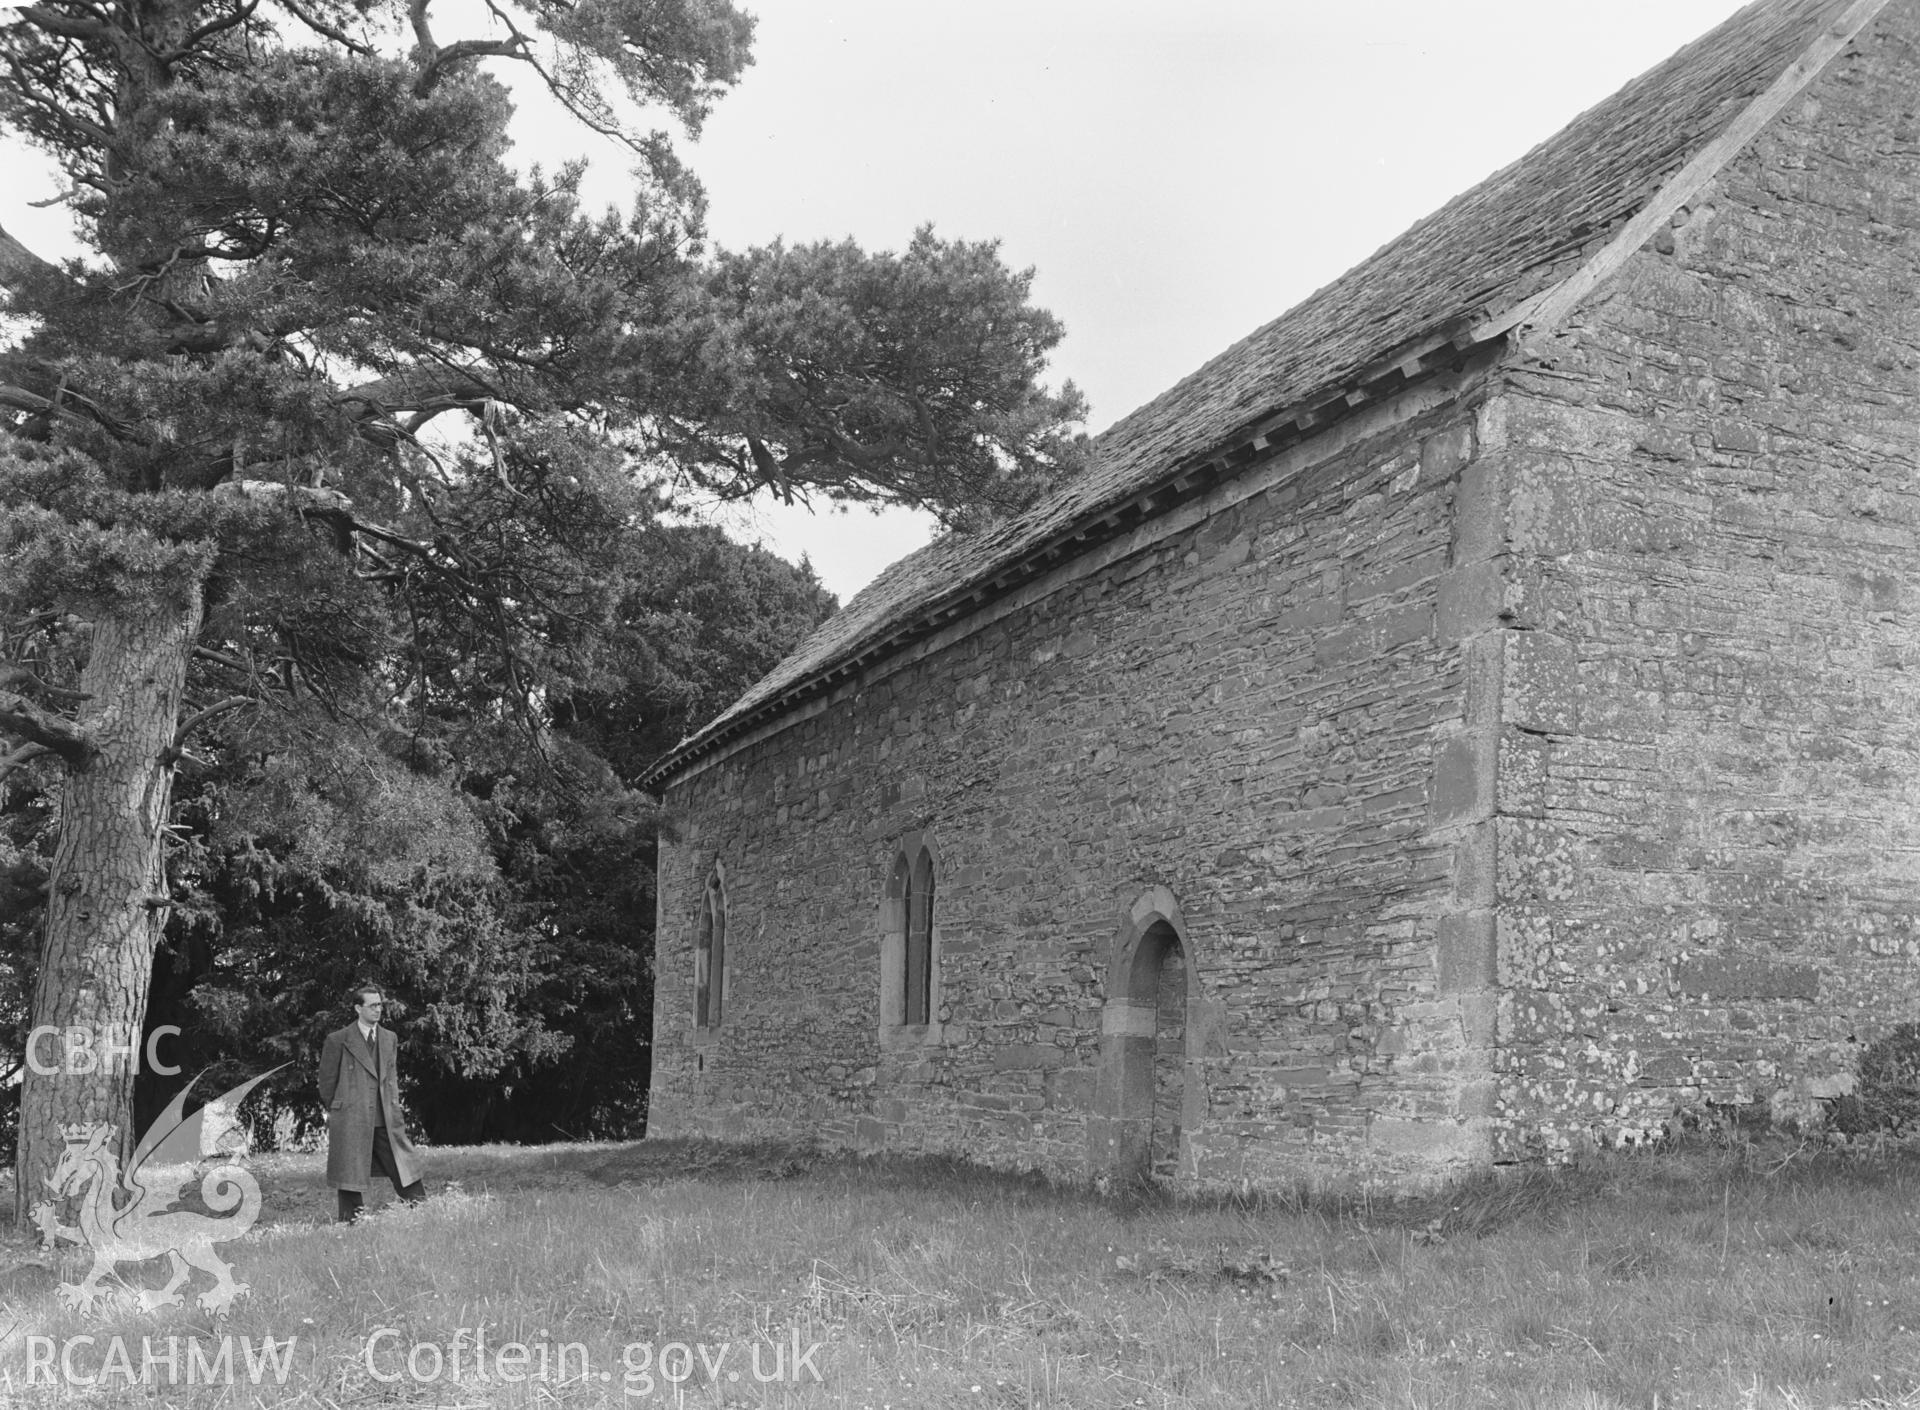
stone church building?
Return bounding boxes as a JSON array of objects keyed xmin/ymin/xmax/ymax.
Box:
[{"xmin": 642, "ymin": 0, "xmax": 1920, "ymax": 1188}]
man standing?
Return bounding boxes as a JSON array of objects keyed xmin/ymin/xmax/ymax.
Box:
[{"xmin": 317, "ymin": 984, "xmax": 426, "ymax": 1222}]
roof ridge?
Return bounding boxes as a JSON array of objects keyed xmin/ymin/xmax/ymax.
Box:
[
  {"xmin": 643, "ymin": 0, "xmax": 1875, "ymax": 792},
  {"xmin": 1485, "ymin": 0, "xmax": 1895, "ymax": 351}
]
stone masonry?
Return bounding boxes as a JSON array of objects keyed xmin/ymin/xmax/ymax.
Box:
[
  {"xmin": 644, "ymin": 1, "xmax": 1920, "ymax": 1190},
  {"xmin": 1474, "ymin": 34, "xmax": 1920, "ymax": 1159},
  {"xmin": 654, "ymin": 388, "xmax": 1498, "ymax": 1188}
]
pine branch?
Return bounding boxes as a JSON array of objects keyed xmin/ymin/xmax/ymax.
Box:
[
  {"xmin": 171, "ymin": 695, "xmax": 254, "ymax": 747},
  {"xmin": 0, "ymin": 222, "xmax": 75, "ymax": 297},
  {"xmin": 516, "ymin": 44, "xmax": 644, "ymax": 153},
  {"xmin": 162, "ymin": 0, "xmax": 262, "ymax": 62},
  {"xmin": 13, "ymin": 4, "xmax": 115, "ymax": 44},
  {"xmin": 209, "ymin": 479, "xmax": 438, "ymax": 558},
  {"xmin": 407, "ymin": 0, "xmax": 435, "ymax": 52},
  {"xmin": 273, "ymin": 0, "xmax": 373, "ymax": 55},
  {"xmin": 338, "ymin": 365, "xmax": 520, "ymax": 418},
  {"xmin": 0, "ymin": 692, "xmax": 95, "ymax": 767},
  {"xmin": 0, "ymin": 382, "xmax": 136, "ymax": 440},
  {"xmin": 415, "ymin": 35, "xmax": 527, "ymax": 96},
  {"xmin": 192, "ymin": 644, "xmax": 255, "ymax": 674},
  {"xmin": 0, "ymin": 666, "xmax": 90, "ymax": 705}
]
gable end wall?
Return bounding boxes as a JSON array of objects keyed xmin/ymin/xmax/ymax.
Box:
[{"xmin": 1485, "ymin": 8, "xmax": 1920, "ymax": 1154}]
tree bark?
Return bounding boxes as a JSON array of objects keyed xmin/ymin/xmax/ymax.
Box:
[{"xmin": 15, "ymin": 586, "xmax": 202, "ymax": 1225}]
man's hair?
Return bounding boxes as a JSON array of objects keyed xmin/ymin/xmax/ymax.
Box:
[{"xmin": 349, "ymin": 983, "xmax": 385, "ymax": 1008}]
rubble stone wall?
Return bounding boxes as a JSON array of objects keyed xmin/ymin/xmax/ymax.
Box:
[
  {"xmin": 648, "ymin": 12, "xmax": 1920, "ymax": 1184},
  {"xmin": 650, "ymin": 385, "xmax": 1500, "ymax": 1189},
  {"xmin": 1481, "ymin": 16, "xmax": 1920, "ymax": 1155}
]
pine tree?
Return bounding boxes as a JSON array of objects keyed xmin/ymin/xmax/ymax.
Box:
[{"xmin": 0, "ymin": 0, "xmax": 1084, "ymax": 1218}]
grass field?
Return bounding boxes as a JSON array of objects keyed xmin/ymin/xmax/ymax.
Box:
[{"xmin": 0, "ymin": 1132, "xmax": 1916, "ymax": 1408}]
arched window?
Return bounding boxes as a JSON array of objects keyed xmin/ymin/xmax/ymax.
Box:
[
  {"xmin": 904, "ymin": 848, "xmax": 934, "ymax": 1026},
  {"xmin": 695, "ymin": 865, "xmax": 726, "ymax": 1029},
  {"xmin": 882, "ymin": 835, "xmax": 940, "ymax": 1035}
]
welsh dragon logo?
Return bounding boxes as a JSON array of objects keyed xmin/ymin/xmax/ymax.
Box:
[{"xmin": 30, "ymin": 1065, "xmax": 285, "ymax": 1314}]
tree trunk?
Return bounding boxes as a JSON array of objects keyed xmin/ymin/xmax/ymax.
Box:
[{"xmin": 15, "ymin": 587, "xmax": 202, "ymax": 1226}]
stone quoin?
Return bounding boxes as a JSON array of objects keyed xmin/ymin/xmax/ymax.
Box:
[{"xmin": 641, "ymin": 0, "xmax": 1920, "ymax": 1189}]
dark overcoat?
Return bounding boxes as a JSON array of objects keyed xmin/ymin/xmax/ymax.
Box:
[{"xmin": 317, "ymin": 1022, "xmax": 421, "ymax": 1191}]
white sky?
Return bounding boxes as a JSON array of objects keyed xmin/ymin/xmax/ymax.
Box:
[{"xmin": 0, "ymin": 0, "xmax": 1752, "ymax": 602}]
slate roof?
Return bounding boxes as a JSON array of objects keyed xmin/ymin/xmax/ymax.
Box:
[{"xmin": 644, "ymin": 0, "xmax": 1860, "ymax": 789}]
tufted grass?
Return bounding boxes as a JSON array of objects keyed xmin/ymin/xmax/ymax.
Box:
[{"xmin": 0, "ymin": 1134, "xmax": 1915, "ymax": 1406}]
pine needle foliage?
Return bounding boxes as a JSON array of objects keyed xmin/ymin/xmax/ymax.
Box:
[{"xmin": 0, "ymin": 0, "xmax": 1086, "ymax": 1202}]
